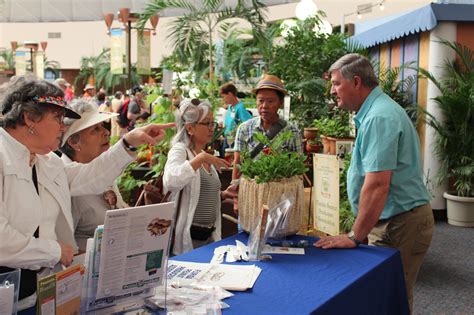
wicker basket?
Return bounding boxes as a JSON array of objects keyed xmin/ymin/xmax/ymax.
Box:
[{"xmin": 238, "ymin": 175, "xmax": 304, "ymax": 235}]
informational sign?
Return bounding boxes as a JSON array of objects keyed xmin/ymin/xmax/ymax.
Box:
[
  {"xmin": 137, "ymin": 30, "xmax": 151, "ymax": 75},
  {"xmin": 110, "ymin": 28, "xmax": 125, "ymax": 74},
  {"xmin": 96, "ymin": 202, "xmax": 174, "ymax": 299},
  {"xmin": 35, "ymin": 51, "xmax": 45, "ymax": 79},
  {"xmin": 15, "ymin": 51, "xmax": 27, "ymax": 76},
  {"xmin": 313, "ymin": 154, "xmax": 340, "ymax": 235}
]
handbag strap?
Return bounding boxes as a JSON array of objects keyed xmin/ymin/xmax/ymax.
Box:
[{"xmin": 249, "ymin": 119, "xmax": 287, "ymax": 159}]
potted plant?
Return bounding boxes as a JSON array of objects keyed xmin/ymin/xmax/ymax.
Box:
[
  {"xmin": 305, "ymin": 139, "xmax": 321, "ymax": 153},
  {"xmin": 419, "ymin": 40, "xmax": 474, "ymax": 226},
  {"xmin": 312, "ymin": 108, "xmax": 353, "ymax": 155},
  {"xmin": 238, "ymin": 131, "xmax": 308, "ymax": 235}
]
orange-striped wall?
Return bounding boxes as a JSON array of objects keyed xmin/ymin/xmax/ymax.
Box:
[
  {"xmin": 390, "ymin": 40, "xmax": 402, "ymax": 69},
  {"xmin": 417, "ymin": 31, "xmax": 431, "ymax": 159}
]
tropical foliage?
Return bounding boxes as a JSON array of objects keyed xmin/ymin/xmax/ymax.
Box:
[
  {"xmin": 239, "ymin": 131, "xmax": 308, "ymax": 184},
  {"xmin": 138, "ymin": 0, "xmax": 268, "ymax": 81},
  {"xmin": 377, "ymin": 62, "xmax": 418, "ymax": 123},
  {"xmin": 269, "ymin": 14, "xmax": 364, "ymax": 128},
  {"xmin": 418, "ymin": 40, "xmax": 474, "ymax": 197},
  {"xmin": 75, "ymin": 48, "xmax": 139, "ymax": 92}
]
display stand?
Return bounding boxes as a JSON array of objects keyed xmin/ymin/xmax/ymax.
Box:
[{"xmin": 81, "ymin": 203, "xmax": 175, "ymax": 314}]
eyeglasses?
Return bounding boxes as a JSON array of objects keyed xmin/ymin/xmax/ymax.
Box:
[
  {"xmin": 50, "ymin": 111, "xmax": 65, "ymax": 124},
  {"xmin": 196, "ymin": 121, "xmax": 216, "ymax": 129}
]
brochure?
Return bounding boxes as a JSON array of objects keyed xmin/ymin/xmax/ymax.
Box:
[
  {"xmin": 36, "ymin": 264, "xmax": 84, "ymax": 315},
  {"xmin": 96, "ymin": 203, "xmax": 175, "ymax": 299},
  {"xmin": 167, "ymin": 261, "xmax": 262, "ymax": 291}
]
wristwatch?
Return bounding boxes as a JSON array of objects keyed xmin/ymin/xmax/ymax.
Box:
[
  {"xmin": 122, "ymin": 137, "xmax": 137, "ymax": 152},
  {"xmin": 347, "ymin": 231, "xmax": 362, "ymax": 246}
]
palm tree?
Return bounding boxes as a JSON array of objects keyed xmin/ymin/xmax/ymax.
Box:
[
  {"xmin": 76, "ymin": 49, "xmax": 140, "ymax": 92},
  {"xmin": 138, "ymin": 0, "xmax": 268, "ymax": 80}
]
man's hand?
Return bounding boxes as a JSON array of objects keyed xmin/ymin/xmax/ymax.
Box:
[
  {"xmin": 313, "ymin": 235, "xmax": 357, "ymax": 249},
  {"xmin": 58, "ymin": 242, "xmax": 74, "ymax": 267},
  {"xmin": 124, "ymin": 123, "xmax": 176, "ymax": 147}
]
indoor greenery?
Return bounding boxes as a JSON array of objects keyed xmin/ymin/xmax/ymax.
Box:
[
  {"xmin": 239, "ymin": 131, "xmax": 308, "ymax": 184},
  {"xmin": 138, "ymin": 0, "xmax": 268, "ymax": 81},
  {"xmin": 418, "ymin": 40, "xmax": 474, "ymax": 197},
  {"xmin": 312, "ymin": 108, "xmax": 351, "ymax": 138},
  {"xmin": 339, "ymin": 153, "xmax": 355, "ymax": 233},
  {"xmin": 269, "ymin": 14, "xmax": 364, "ymax": 128}
]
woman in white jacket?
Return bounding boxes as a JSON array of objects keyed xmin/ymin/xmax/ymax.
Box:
[
  {"xmin": 164, "ymin": 99, "xmax": 236, "ymax": 256},
  {"xmin": 0, "ymin": 75, "xmax": 172, "ymax": 310},
  {"xmin": 59, "ymin": 100, "xmax": 129, "ymax": 252}
]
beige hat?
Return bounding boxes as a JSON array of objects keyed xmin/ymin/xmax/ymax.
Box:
[
  {"xmin": 61, "ymin": 106, "xmax": 117, "ymax": 146},
  {"xmin": 83, "ymin": 84, "xmax": 95, "ymax": 92},
  {"xmin": 55, "ymin": 78, "xmax": 70, "ymax": 87},
  {"xmin": 251, "ymin": 74, "xmax": 288, "ymax": 95}
]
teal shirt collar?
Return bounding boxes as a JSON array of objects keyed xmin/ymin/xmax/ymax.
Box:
[{"xmin": 354, "ymin": 86, "xmax": 383, "ymax": 128}]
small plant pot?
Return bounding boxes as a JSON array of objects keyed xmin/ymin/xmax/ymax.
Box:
[
  {"xmin": 303, "ymin": 127, "xmax": 318, "ymax": 141},
  {"xmin": 305, "ymin": 142, "xmax": 320, "ymax": 153},
  {"xmin": 320, "ymin": 135, "xmax": 332, "ymax": 154}
]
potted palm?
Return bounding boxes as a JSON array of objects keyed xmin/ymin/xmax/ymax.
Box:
[
  {"xmin": 238, "ymin": 131, "xmax": 308, "ymax": 235},
  {"xmin": 419, "ymin": 40, "xmax": 474, "ymax": 227}
]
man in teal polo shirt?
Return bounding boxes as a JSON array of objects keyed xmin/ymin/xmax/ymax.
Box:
[
  {"xmin": 220, "ymin": 83, "xmax": 253, "ymax": 141},
  {"xmin": 314, "ymin": 53, "xmax": 434, "ymax": 311}
]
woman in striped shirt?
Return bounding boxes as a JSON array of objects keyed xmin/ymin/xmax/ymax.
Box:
[{"xmin": 163, "ymin": 99, "xmax": 237, "ymax": 255}]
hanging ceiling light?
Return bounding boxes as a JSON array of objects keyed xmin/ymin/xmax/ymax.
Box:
[
  {"xmin": 357, "ymin": 11, "xmax": 362, "ymax": 19},
  {"xmin": 295, "ymin": 0, "xmax": 318, "ymax": 20},
  {"xmin": 379, "ymin": 3, "xmax": 385, "ymax": 11}
]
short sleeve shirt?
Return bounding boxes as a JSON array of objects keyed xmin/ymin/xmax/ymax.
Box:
[
  {"xmin": 234, "ymin": 116, "xmax": 303, "ymax": 155},
  {"xmin": 347, "ymin": 87, "xmax": 429, "ymax": 219},
  {"xmin": 127, "ymin": 99, "xmax": 140, "ymax": 115}
]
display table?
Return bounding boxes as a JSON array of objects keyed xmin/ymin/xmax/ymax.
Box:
[
  {"xmin": 19, "ymin": 233, "xmax": 408, "ymax": 315},
  {"xmin": 173, "ymin": 233, "xmax": 409, "ymax": 315}
]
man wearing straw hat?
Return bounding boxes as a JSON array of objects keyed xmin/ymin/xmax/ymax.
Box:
[{"xmin": 232, "ymin": 74, "xmax": 302, "ymax": 180}]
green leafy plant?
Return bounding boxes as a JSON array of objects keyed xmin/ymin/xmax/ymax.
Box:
[
  {"xmin": 269, "ymin": 14, "xmax": 366, "ymax": 128},
  {"xmin": 417, "ymin": 40, "xmax": 474, "ymax": 197},
  {"xmin": 138, "ymin": 0, "xmax": 267, "ymax": 81},
  {"xmin": 239, "ymin": 131, "xmax": 308, "ymax": 184},
  {"xmin": 339, "ymin": 154, "xmax": 354, "ymax": 233},
  {"xmin": 312, "ymin": 108, "xmax": 351, "ymax": 138}
]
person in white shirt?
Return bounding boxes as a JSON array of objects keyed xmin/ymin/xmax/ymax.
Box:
[
  {"xmin": 0, "ymin": 75, "xmax": 173, "ymax": 310},
  {"xmin": 163, "ymin": 99, "xmax": 237, "ymax": 255},
  {"xmin": 60, "ymin": 99, "xmax": 129, "ymax": 252}
]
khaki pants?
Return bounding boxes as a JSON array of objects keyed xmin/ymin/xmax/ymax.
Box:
[{"xmin": 368, "ymin": 204, "xmax": 434, "ymax": 313}]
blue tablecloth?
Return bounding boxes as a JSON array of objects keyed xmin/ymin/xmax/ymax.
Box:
[{"xmin": 173, "ymin": 233, "xmax": 409, "ymax": 315}]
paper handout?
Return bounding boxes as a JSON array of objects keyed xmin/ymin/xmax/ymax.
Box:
[
  {"xmin": 167, "ymin": 261, "xmax": 262, "ymax": 291},
  {"xmin": 96, "ymin": 203, "xmax": 175, "ymax": 299}
]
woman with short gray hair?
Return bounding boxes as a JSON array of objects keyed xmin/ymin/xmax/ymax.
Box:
[{"xmin": 163, "ymin": 99, "xmax": 236, "ymax": 255}]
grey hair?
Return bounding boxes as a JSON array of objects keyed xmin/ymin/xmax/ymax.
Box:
[
  {"xmin": 60, "ymin": 99, "xmax": 97, "ymax": 159},
  {"xmin": 171, "ymin": 98, "xmax": 212, "ymax": 147},
  {"xmin": 0, "ymin": 75, "xmax": 64, "ymax": 129},
  {"xmin": 328, "ymin": 53, "xmax": 378, "ymax": 88}
]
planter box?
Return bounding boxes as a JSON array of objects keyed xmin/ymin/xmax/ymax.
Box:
[{"xmin": 238, "ymin": 175, "xmax": 304, "ymax": 235}]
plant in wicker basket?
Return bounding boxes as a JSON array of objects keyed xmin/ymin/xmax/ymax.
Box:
[{"xmin": 238, "ymin": 131, "xmax": 308, "ymax": 234}]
